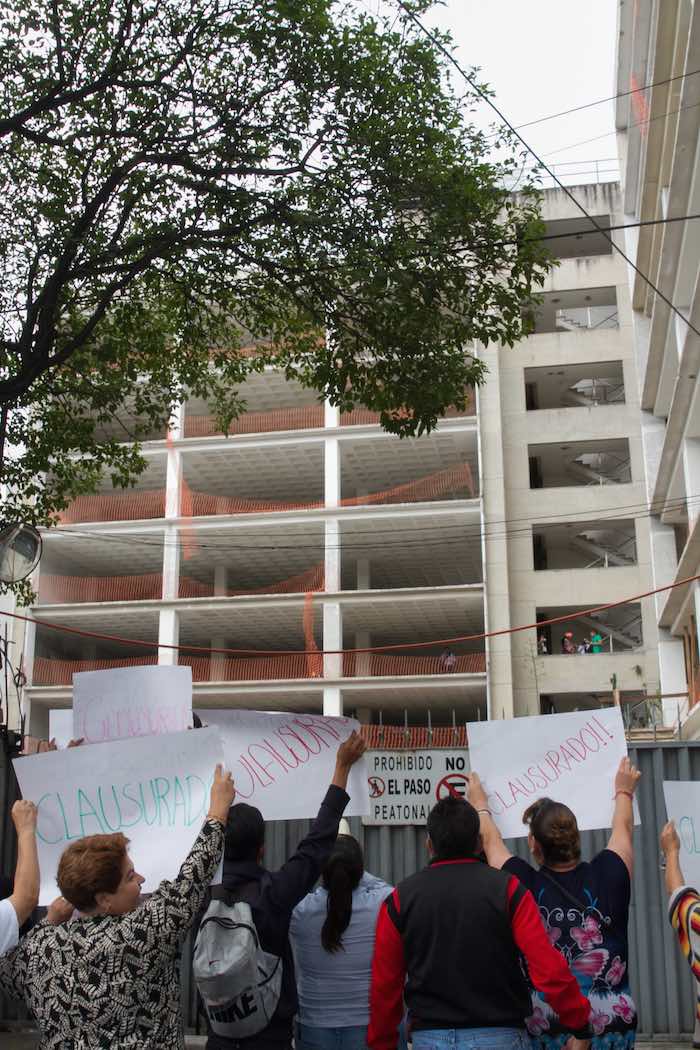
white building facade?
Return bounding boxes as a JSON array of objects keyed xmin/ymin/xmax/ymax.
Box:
[
  {"xmin": 13, "ymin": 182, "xmax": 664, "ymax": 737},
  {"xmin": 616, "ymin": 0, "xmax": 700, "ymax": 736}
]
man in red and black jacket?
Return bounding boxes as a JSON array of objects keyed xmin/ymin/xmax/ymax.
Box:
[{"xmin": 368, "ymin": 796, "xmax": 592, "ymax": 1050}]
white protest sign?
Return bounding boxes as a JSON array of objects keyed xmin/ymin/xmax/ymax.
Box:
[
  {"xmin": 73, "ymin": 665, "xmax": 193, "ymax": 744},
  {"xmin": 14, "ymin": 726, "xmax": 223, "ymax": 904},
  {"xmin": 663, "ymin": 781, "xmax": 700, "ymax": 888},
  {"xmin": 197, "ymin": 709, "xmax": 369, "ymax": 819},
  {"xmin": 49, "ymin": 709, "xmax": 73, "ymax": 749},
  {"xmin": 363, "ymin": 748, "xmax": 470, "ymax": 825},
  {"xmin": 467, "ymin": 707, "xmax": 635, "ymax": 839}
]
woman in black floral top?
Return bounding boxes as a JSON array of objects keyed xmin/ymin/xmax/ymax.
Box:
[{"xmin": 0, "ymin": 763, "xmax": 234, "ymax": 1049}]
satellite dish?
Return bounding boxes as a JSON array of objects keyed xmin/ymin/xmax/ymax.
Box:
[{"xmin": 0, "ymin": 523, "xmax": 42, "ymax": 583}]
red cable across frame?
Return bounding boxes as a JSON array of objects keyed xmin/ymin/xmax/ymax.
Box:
[{"xmin": 6, "ymin": 570, "xmax": 700, "ymax": 658}]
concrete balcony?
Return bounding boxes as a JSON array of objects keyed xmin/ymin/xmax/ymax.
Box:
[{"xmin": 535, "ymin": 653, "xmax": 647, "ymax": 693}]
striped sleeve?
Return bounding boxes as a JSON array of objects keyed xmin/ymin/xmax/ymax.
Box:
[{"xmin": 669, "ymin": 886, "xmax": 700, "ymax": 980}]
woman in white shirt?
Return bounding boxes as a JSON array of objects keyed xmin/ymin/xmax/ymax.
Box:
[{"xmin": 291, "ymin": 835, "xmax": 392, "ymax": 1050}]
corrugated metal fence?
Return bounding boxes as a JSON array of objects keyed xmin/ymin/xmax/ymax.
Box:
[{"xmin": 1, "ymin": 742, "xmax": 699, "ymax": 1038}]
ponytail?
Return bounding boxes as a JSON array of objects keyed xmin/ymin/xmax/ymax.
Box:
[
  {"xmin": 321, "ymin": 835, "xmax": 364, "ymax": 953},
  {"xmin": 522, "ymin": 797, "xmax": 581, "ymax": 866}
]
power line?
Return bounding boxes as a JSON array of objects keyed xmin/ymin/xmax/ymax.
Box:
[
  {"xmin": 394, "ymin": 1, "xmax": 700, "ymax": 349},
  {"xmin": 542, "ymin": 99, "xmax": 700, "ymax": 159},
  {"xmin": 43, "ymin": 492, "xmax": 700, "ymax": 555},
  {"xmin": 510, "ymin": 68, "xmax": 700, "ymax": 132}
]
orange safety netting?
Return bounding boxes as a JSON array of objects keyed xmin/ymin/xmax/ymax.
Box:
[
  {"xmin": 32, "ymin": 650, "xmax": 486, "ymax": 685},
  {"xmin": 38, "ymin": 565, "xmax": 325, "ymax": 604},
  {"xmin": 178, "ymin": 563, "xmax": 324, "ymax": 599},
  {"xmin": 342, "ymin": 652, "xmax": 486, "ymax": 677},
  {"xmin": 360, "ymin": 725, "xmax": 469, "ymax": 749},
  {"xmin": 59, "ymin": 489, "xmax": 165, "ymax": 525},
  {"xmin": 33, "ymin": 655, "xmax": 158, "ymax": 685},
  {"xmin": 184, "ymin": 399, "xmax": 476, "ymax": 438},
  {"xmin": 180, "ymin": 653, "xmax": 314, "ymax": 682},
  {"xmin": 39, "ymin": 573, "xmax": 164, "ymax": 604},
  {"xmin": 185, "ymin": 405, "xmax": 324, "ymax": 438},
  {"xmin": 303, "ymin": 589, "xmax": 324, "ymax": 678}
]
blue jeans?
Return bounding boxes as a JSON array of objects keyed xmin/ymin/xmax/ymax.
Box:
[
  {"xmin": 412, "ymin": 1028, "xmax": 532, "ymax": 1050},
  {"xmin": 296, "ymin": 1024, "xmax": 368, "ymax": 1050}
]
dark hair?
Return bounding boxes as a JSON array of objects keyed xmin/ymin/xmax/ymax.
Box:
[
  {"xmin": 426, "ymin": 797, "xmax": 480, "ymax": 860},
  {"xmin": 321, "ymin": 836, "xmax": 364, "ymax": 953},
  {"xmin": 522, "ymin": 798, "xmax": 581, "ymax": 865},
  {"xmin": 224, "ymin": 803, "xmax": 265, "ymax": 863},
  {"xmin": 57, "ymin": 833, "xmax": 129, "ymax": 911}
]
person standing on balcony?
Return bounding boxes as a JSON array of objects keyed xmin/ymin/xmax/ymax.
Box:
[
  {"xmin": 561, "ymin": 632, "xmax": 576, "ymax": 655},
  {"xmin": 590, "ymin": 631, "xmax": 605, "ymax": 654},
  {"xmin": 469, "ymin": 757, "xmax": 641, "ymax": 1050}
]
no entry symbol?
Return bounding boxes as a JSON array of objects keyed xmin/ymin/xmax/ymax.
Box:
[
  {"xmin": 368, "ymin": 776, "xmax": 386, "ymax": 798},
  {"xmin": 435, "ymin": 773, "xmax": 469, "ymax": 801}
]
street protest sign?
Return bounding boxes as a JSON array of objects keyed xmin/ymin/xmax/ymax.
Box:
[
  {"xmin": 467, "ymin": 707, "xmax": 635, "ymax": 839},
  {"xmin": 663, "ymin": 781, "xmax": 700, "ymax": 889},
  {"xmin": 13, "ymin": 726, "xmax": 223, "ymax": 904},
  {"xmin": 73, "ymin": 665, "xmax": 193, "ymax": 744},
  {"xmin": 197, "ymin": 709, "xmax": 369, "ymax": 819},
  {"xmin": 363, "ymin": 748, "xmax": 470, "ymax": 825},
  {"xmin": 49, "ymin": 709, "xmax": 73, "ymax": 749}
]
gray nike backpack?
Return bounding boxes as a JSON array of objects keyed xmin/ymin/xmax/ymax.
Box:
[{"xmin": 193, "ymin": 884, "xmax": 282, "ymax": 1038}]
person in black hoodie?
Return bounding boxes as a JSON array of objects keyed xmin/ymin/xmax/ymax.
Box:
[{"xmin": 207, "ymin": 730, "xmax": 366, "ymax": 1050}]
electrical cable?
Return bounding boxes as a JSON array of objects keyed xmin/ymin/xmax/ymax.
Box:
[
  {"xmin": 5, "ymin": 568, "xmax": 700, "ymax": 657},
  {"xmin": 50, "ymin": 492, "xmax": 700, "ymax": 554},
  {"xmin": 503, "ymin": 68, "xmax": 700, "ymax": 132},
  {"xmin": 394, "ymin": 0, "xmax": 700, "ymax": 348},
  {"xmin": 541, "ymin": 99, "xmax": 700, "ymax": 159}
]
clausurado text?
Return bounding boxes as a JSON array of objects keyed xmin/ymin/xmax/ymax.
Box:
[{"xmin": 486, "ymin": 715, "xmax": 614, "ymax": 814}]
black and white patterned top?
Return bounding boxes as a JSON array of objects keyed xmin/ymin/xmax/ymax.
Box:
[{"xmin": 0, "ymin": 818, "xmax": 224, "ymax": 1049}]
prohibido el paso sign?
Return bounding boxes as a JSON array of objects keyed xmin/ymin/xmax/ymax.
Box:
[{"xmin": 362, "ymin": 749, "xmax": 471, "ymax": 825}]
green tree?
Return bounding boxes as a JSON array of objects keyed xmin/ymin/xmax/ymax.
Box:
[{"xmin": 0, "ymin": 0, "xmax": 548, "ymax": 563}]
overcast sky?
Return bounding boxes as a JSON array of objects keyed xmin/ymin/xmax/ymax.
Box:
[{"xmin": 423, "ymin": 1, "xmax": 619, "ymax": 183}]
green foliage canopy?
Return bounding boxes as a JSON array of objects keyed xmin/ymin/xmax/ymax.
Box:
[{"xmin": 0, "ymin": 0, "xmax": 548, "ymax": 547}]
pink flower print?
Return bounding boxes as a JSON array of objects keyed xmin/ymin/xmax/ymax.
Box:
[
  {"xmin": 612, "ymin": 995, "xmax": 635, "ymax": 1024},
  {"xmin": 526, "ymin": 1006, "xmax": 551, "ymax": 1036},
  {"xmin": 571, "ymin": 915, "xmax": 603, "ymax": 951},
  {"xmin": 590, "ymin": 1008, "xmax": 612, "ymax": 1035},
  {"xmin": 546, "ymin": 924, "xmax": 562, "ymax": 946},
  {"xmin": 607, "ymin": 955, "xmax": 627, "ymax": 987}
]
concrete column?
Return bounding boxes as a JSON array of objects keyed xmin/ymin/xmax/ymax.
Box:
[
  {"xmin": 210, "ymin": 633, "xmax": 227, "ymax": 681},
  {"xmin": 158, "ymin": 608, "xmax": 179, "ymax": 666},
  {"xmin": 162, "ymin": 526, "xmax": 180, "ymax": 600},
  {"xmin": 478, "ymin": 345, "xmax": 515, "ymax": 719},
  {"xmin": 169, "ymin": 400, "xmax": 185, "ymax": 441},
  {"xmin": 323, "ymin": 601, "xmax": 343, "ymax": 679},
  {"xmin": 214, "ymin": 565, "xmax": 228, "ymax": 597},
  {"xmin": 165, "ymin": 435, "xmax": 182, "ymax": 519},
  {"xmin": 324, "ymin": 399, "xmax": 340, "ymax": 429},
  {"xmin": 325, "ymin": 519, "xmax": 341, "ymax": 593},
  {"xmin": 682, "ymin": 437, "xmax": 700, "ymax": 530},
  {"xmin": 325, "ymin": 436, "xmax": 340, "ymax": 508},
  {"xmin": 356, "ymin": 558, "xmax": 371, "ymax": 590},
  {"xmin": 355, "ymin": 629, "xmax": 372, "ymax": 677},
  {"xmin": 323, "ymin": 685, "xmax": 343, "ymax": 716}
]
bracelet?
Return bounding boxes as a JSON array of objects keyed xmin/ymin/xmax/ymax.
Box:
[
  {"xmin": 477, "ymin": 808, "xmax": 492, "ymax": 816},
  {"xmin": 614, "ymin": 790, "xmax": 634, "ymax": 800}
]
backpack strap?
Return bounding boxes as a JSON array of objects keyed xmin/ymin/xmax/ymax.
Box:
[
  {"xmin": 210, "ymin": 880, "xmax": 260, "ymax": 907},
  {"xmin": 538, "ymin": 868, "xmax": 612, "ymax": 928}
]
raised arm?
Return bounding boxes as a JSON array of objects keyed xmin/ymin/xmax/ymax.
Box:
[
  {"xmin": 267, "ymin": 732, "xmax": 366, "ymax": 913},
  {"xmin": 468, "ymin": 771, "xmax": 512, "ymax": 869},
  {"xmin": 126, "ymin": 764, "xmax": 234, "ymax": 952},
  {"xmin": 606, "ymin": 757, "xmax": 641, "ymax": 874},
  {"xmin": 8, "ymin": 800, "xmax": 40, "ymax": 926}
]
